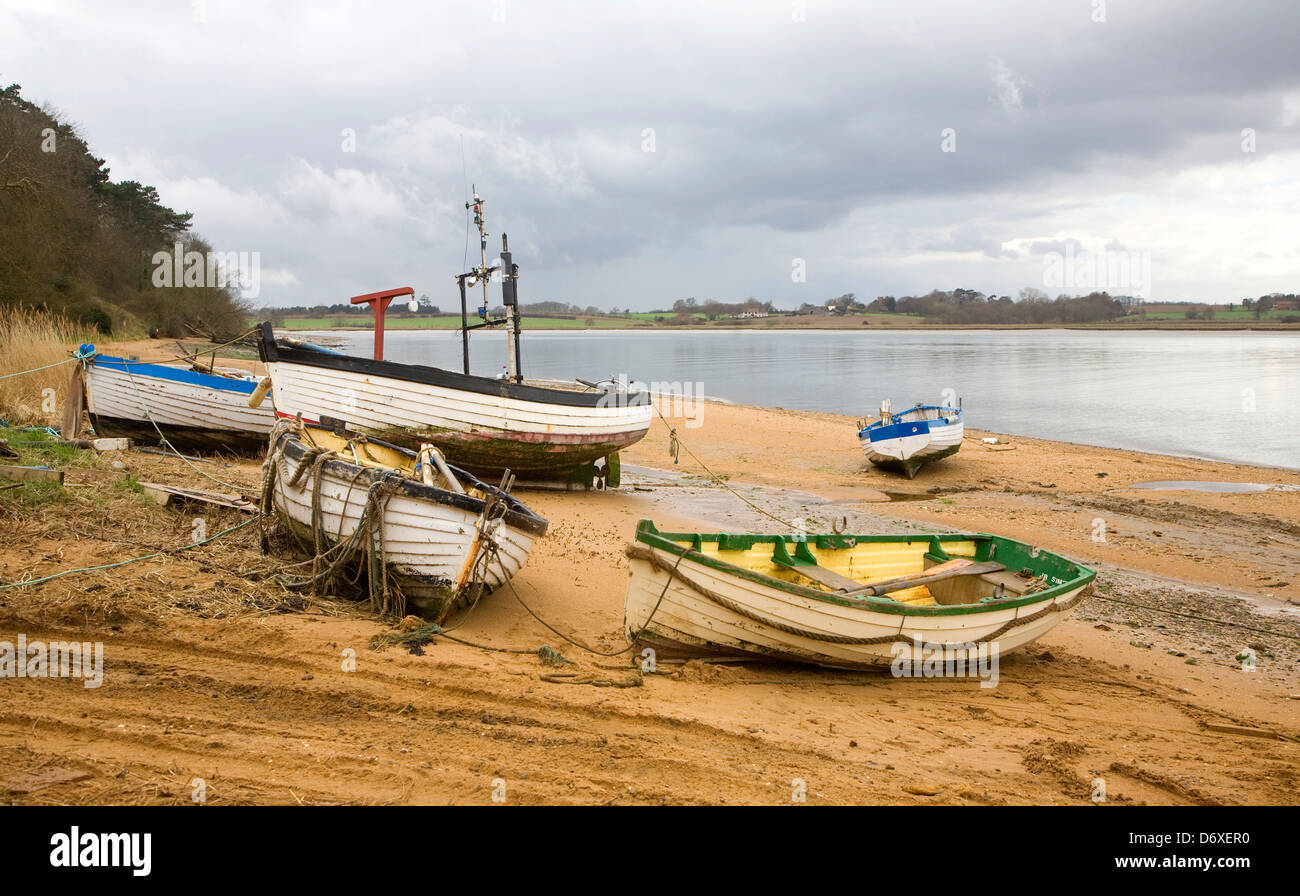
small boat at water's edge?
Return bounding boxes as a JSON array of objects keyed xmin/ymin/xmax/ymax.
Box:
[
  {"xmin": 859, "ymin": 401, "xmax": 963, "ymax": 478},
  {"xmin": 624, "ymin": 520, "xmax": 1094, "ymax": 670},
  {"xmin": 81, "ymin": 346, "xmax": 274, "ymax": 453},
  {"xmin": 263, "ymin": 422, "xmax": 547, "ymax": 621}
]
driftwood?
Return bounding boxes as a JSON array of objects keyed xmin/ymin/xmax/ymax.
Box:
[
  {"xmin": 61, "ymin": 364, "xmax": 85, "ymax": 439},
  {"xmin": 0, "ymin": 464, "xmax": 63, "ymax": 484},
  {"xmin": 138, "ymin": 482, "xmax": 257, "ymax": 513}
]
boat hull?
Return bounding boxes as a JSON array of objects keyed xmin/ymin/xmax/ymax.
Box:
[
  {"xmin": 265, "ymin": 427, "xmax": 547, "ymax": 621},
  {"xmin": 861, "ymin": 407, "xmax": 964, "ymax": 478},
  {"xmin": 258, "ymin": 323, "xmax": 652, "ymax": 480},
  {"xmin": 624, "ymin": 522, "xmax": 1094, "ymax": 671},
  {"xmin": 84, "ymin": 355, "xmax": 274, "ymax": 454}
]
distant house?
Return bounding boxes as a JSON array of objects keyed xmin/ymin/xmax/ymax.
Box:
[{"xmin": 1274, "ymin": 300, "xmax": 1298, "ymax": 311}]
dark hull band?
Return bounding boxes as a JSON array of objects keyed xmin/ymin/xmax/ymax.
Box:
[{"xmin": 89, "ymin": 414, "xmax": 267, "ymax": 455}]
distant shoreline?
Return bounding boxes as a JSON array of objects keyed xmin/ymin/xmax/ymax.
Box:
[{"xmin": 265, "ymin": 317, "xmax": 1300, "ymax": 333}]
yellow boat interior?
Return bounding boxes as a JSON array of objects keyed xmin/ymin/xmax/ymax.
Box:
[
  {"xmin": 295, "ymin": 426, "xmax": 488, "ymax": 500},
  {"xmin": 673, "ymin": 534, "xmax": 1037, "ymax": 607}
]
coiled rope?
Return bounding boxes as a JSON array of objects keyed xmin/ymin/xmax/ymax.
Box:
[{"xmin": 259, "ymin": 430, "xmax": 409, "ymax": 617}]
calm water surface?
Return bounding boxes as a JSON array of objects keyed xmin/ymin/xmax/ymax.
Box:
[{"xmin": 298, "ymin": 329, "xmax": 1300, "ymax": 471}]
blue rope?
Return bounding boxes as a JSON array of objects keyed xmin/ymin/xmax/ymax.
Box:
[
  {"xmin": 0, "ymin": 344, "xmax": 96, "ymax": 381},
  {"xmin": 0, "ymin": 357, "xmax": 75, "ymax": 380}
]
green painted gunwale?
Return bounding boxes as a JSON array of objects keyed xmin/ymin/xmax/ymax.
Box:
[{"xmin": 632, "ymin": 519, "xmax": 1096, "ymax": 617}]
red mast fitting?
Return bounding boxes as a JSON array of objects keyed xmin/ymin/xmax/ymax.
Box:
[{"xmin": 351, "ymin": 286, "xmax": 414, "ymax": 361}]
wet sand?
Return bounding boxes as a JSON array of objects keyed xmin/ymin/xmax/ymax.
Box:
[{"xmin": 1, "ymin": 373, "xmax": 1297, "ymax": 804}]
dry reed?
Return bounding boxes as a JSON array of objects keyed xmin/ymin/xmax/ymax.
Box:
[{"xmin": 0, "ymin": 307, "xmax": 94, "ymax": 426}]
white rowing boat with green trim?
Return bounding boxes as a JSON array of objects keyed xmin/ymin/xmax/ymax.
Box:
[{"xmin": 624, "ymin": 520, "xmax": 1095, "ymax": 670}]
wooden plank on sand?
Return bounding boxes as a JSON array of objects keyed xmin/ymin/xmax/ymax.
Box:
[
  {"xmin": 1204, "ymin": 723, "xmax": 1278, "ymax": 740},
  {"xmin": 138, "ymin": 482, "xmax": 256, "ymax": 513},
  {"xmin": 0, "ymin": 465, "xmax": 64, "ymax": 485}
]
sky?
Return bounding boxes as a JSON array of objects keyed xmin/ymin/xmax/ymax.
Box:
[{"xmin": 3, "ymin": 0, "xmax": 1299, "ymax": 309}]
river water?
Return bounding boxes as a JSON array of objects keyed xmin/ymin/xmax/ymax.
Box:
[{"xmin": 296, "ymin": 328, "xmax": 1300, "ymax": 471}]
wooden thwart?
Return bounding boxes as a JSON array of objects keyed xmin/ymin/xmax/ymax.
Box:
[
  {"xmin": 777, "ymin": 551, "xmax": 1006, "ymax": 597},
  {"xmin": 854, "ymin": 560, "xmax": 1006, "ymax": 596}
]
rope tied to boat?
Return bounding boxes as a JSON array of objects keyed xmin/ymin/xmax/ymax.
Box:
[
  {"xmin": 651, "ymin": 401, "xmax": 802, "ymax": 530},
  {"xmin": 0, "ymin": 344, "xmax": 95, "ymax": 381},
  {"xmin": 112, "ymin": 351, "xmax": 257, "ymax": 493}
]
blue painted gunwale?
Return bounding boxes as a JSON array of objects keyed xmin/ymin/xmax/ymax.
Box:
[
  {"xmin": 88, "ymin": 350, "xmax": 259, "ymax": 394},
  {"xmin": 858, "ymin": 405, "xmax": 962, "ymax": 443}
]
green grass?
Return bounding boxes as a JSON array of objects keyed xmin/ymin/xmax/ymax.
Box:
[
  {"xmin": 1120, "ymin": 307, "xmax": 1296, "ymax": 321},
  {"xmin": 0, "ymin": 426, "xmax": 93, "ymax": 509},
  {"xmin": 1, "ymin": 426, "xmax": 88, "ymax": 468}
]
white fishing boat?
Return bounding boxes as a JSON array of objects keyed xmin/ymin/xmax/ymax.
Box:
[
  {"xmin": 80, "ymin": 346, "xmax": 274, "ymax": 453},
  {"xmin": 624, "ymin": 520, "xmax": 1095, "ymax": 671},
  {"xmin": 255, "ymin": 191, "xmax": 652, "ymax": 486},
  {"xmin": 859, "ymin": 401, "xmax": 964, "ymax": 478},
  {"xmin": 263, "ymin": 421, "xmax": 548, "ymax": 621}
]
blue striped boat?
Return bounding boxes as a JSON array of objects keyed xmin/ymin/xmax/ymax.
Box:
[
  {"xmin": 859, "ymin": 401, "xmax": 964, "ymax": 479},
  {"xmin": 81, "ymin": 346, "xmax": 275, "ymax": 453}
]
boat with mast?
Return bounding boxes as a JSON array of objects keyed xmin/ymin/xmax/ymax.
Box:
[{"xmin": 257, "ymin": 190, "xmax": 652, "ymax": 486}]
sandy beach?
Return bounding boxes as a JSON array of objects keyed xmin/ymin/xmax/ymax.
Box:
[{"xmin": 1, "ymin": 349, "xmax": 1297, "ymax": 805}]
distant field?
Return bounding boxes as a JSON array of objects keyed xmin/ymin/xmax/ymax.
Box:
[
  {"xmin": 268, "ymin": 315, "xmax": 634, "ymax": 330},
  {"xmin": 259, "ymin": 309, "xmax": 1299, "ymax": 331},
  {"xmin": 1118, "ymin": 307, "xmax": 1296, "ymax": 321}
]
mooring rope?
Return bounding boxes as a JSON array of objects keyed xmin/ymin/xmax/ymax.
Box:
[
  {"xmin": 0, "ymin": 513, "xmax": 267, "ymax": 591},
  {"xmin": 649, "ymin": 399, "xmax": 803, "ymax": 530},
  {"xmin": 114, "ymin": 354, "xmax": 258, "ymax": 494},
  {"xmin": 261, "ymin": 430, "xmax": 409, "ymax": 617},
  {"xmin": 497, "ymin": 543, "xmax": 685, "ymax": 658}
]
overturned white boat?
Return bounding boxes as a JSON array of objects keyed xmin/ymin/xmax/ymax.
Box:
[
  {"xmin": 263, "ymin": 421, "xmax": 548, "ymax": 621},
  {"xmin": 859, "ymin": 400, "xmax": 964, "ymax": 478}
]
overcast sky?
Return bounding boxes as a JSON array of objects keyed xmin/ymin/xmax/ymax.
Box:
[{"xmin": 4, "ymin": 0, "xmax": 1299, "ymax": 308}]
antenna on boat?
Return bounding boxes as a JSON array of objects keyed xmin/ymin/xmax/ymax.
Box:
[
  {"xmin": 451, "ymin": 190, "xmax": 525, "ymax": 382},
  {"xmin": 501, "ymin": 232, "xmax": 523, "ymax": 383},
  {"xmin": 471, "ymin": 188, "xmax": 490, "ymax": 318}
]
